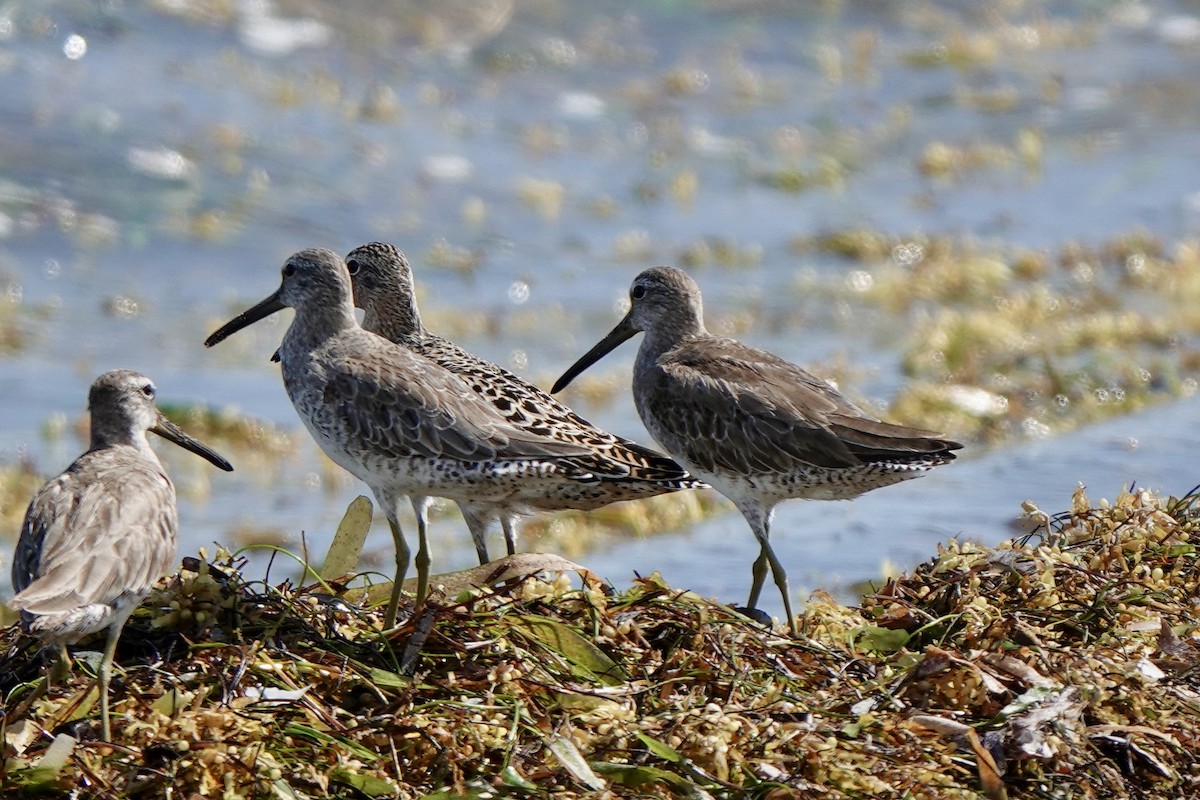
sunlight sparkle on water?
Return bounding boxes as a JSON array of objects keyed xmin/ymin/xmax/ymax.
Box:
[{"xmin": 62, "ymin": 34, "xmax": 86, "ymax": 60}]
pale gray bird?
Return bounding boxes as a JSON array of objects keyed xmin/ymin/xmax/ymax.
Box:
[
  {"xmin": 8, "ymin": 369, "xmax": 233, "ymax": 740},
  {"xmin": 553, "ymin": 267, "xmax": 962, "ymax": 635},
  {"xmin": 205, "ymin": 249, "xmax": 594, "ymax": 628}
]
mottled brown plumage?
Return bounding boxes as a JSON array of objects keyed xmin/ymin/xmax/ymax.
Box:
[
  {"xmin": 553, "ymin": 266, "xmax": 962, "ymax": 634},
  {"xmin": 9, "ymin": 369, "xmax": 233, "ymax": 739},
  {"xmin": 343, "ymin": 241, "xmax": 702, "ymax": 562}
]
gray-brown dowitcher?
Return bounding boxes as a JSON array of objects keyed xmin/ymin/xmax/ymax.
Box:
[
  {"xmin": 204, "ymin": 249, "xmax": 602, "ymax": 628},
  {"xmin": 339, "ymin": 242, "xmax": 703, "ymax": 563},
  {"xmin": 8, "ymin": 369, "xmax": 233, "ymax": 740},
  {"xmin": 552, "ymin": 266, "xmax": 962, "ymax": 635}
]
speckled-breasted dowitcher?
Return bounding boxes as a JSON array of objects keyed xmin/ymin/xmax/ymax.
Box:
[
  {"xmin": 337, "ymin": 242, "xmax": 702, "ymax": 563},
  {"xmin": 553, "ymin": 267, "xmax": 962, "ymax": 635},
  {"xmin": 8, "ymin": 369, "xmax": 233, "ymax": 740},
  {"xmin": 205, "ymin": 249, "xmax": 614, "ymax": 628}
]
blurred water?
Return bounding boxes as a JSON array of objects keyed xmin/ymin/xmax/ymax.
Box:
[{"xmin": 2, "ymin": 0, "xmax": 1200, "ymax": 608}]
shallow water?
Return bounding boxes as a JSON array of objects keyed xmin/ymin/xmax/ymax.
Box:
[{"xmin": 2, "ymin": 0, "xmax": 1200, "ymax": 609}]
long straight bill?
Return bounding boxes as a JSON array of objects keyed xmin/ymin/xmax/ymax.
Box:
[
  {"xmin": 204, "ymin": 291, "xmax": 286, "ymax": 348},
  {"xmin": 551, "ymin": 315, "xmax": 639, "ymax": 394},
  {"xmin": 152, "ymin": 414, "xmax": 234, "ymax": 471}
]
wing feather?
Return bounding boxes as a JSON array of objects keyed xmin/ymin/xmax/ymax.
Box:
[
  {"xmin": 644, "ymin": 338, "xmax": 958, "ymax": 475},
  {"xmin": 418, "ymin": 333, "xmax": 696, "ymax": 483},
  {"xmin": 308, "ymin": 333, "xmax": 594, "ymax": 463},
  {"xmin": 10, "ymin": 451, "xmax": 177, "ymax": 615}
]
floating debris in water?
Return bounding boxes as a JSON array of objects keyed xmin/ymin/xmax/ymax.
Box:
[
  {"xmin": 237, "ymin": 0, "xmax": 331, "ymax": 56},
  {"xmin": 125, "ymin": 147, "xmax": 195, "ymax": 181}
]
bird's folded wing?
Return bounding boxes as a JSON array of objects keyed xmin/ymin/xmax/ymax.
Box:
[
  {"xmin": 325, "ymin": 348, "xmax": 593, "ymax": 462},
  {"xmin": 10, "ymin": 459, "xmax": 176, "ymax": 614},
  {"xmin": 650, "ymin": 341, "xmax": 862, "ymax": 473}
]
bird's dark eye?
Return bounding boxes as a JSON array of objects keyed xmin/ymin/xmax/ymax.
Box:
[
  {"xmin": 282, "ymin": 263, "xmax": 297, "ymax": 278},
  {"xmin": 346, "ymin": 258, "xmax": 361, "ymax": 275},
  {"xmin": 631, "ymin": 284, "xmax": 646, "ymax": 300},
  {"xmin": 141, "ymin": 384, "xmax": 155, "ymax": 397}
]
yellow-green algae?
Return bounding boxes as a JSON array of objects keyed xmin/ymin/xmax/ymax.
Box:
[
  {"xmin": 0, "ymin": 461, "xmax": 45, "ymax": 535},
  {"xmin": 789, "ymin": 230, "xmax": 1200, "ymax": 444},
  {"xmin": 3, "ymin": 484, "xmax": 1198, "ymax": 798}
]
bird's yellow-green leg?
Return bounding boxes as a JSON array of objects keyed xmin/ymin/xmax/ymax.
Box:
[
  {"xmin": 502, "ymin": 515, "xmax": 519, "ymax": 557},
  {"xmin": 97, "ymin": 610, "xmax": 133, "ymax": 741},
  {"xmin": 383, "ymin": 512, "xmax": 409, "ymax": 629},
  {"xmin": 411, "ymin": 496, "xmax": 431, "ymax": 605}
]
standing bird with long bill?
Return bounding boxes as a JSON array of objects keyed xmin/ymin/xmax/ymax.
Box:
[
  {"xmin": 205, "ymin": 249, "xmax": 603, "ymax": 628},
  {"xmin": 9, "ymin": 369, "xmax": 233, "ymax": 740},
  {"xmin": 553, "ymin": 267, "xmax": 962, "ymax": 635}
]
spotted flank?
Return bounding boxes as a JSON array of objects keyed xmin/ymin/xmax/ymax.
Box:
[{"xmin": 344, "ymin": 242, "xmax": 703, "ymax": 562}]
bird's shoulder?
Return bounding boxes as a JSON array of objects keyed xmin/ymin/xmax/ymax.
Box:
[
  {"xmin": 418, "ymin": 334, "xmax": 616, "ymax": 432},
  {"xmin": 656, "ymin": 336, "xmax": 854, "ymax": 424}
]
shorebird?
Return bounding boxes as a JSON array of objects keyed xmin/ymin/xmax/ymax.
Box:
[
  {"xmin": 335, "ymin": 241, "xmax": 701, "ymax": 563},
  {"xmin": 552, "ymin": 267, "xmax": 962, "ymax": 635},
  {"xmin": 205, "ymin": 249, "xmax": 610, "ymax": 628},
  {"xmin": 8, "ymin": 369, "xmax": 233, "ymax": 740}
]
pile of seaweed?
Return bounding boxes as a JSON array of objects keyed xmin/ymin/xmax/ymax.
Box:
[{"xmin": 2, "ymin": 485, "xmax": 1198, "ymax": 799}]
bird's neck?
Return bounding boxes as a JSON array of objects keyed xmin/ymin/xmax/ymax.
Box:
[
  {"xmin": 641, "ymin": 313, "xmax": 705, "ymax": 362},
  {"xmin": 362, "ymin": 294, "xmax": 424, "ymax": 345},
  {"xmin": 284, "ymin": 301, "xmax": 359, "ymax": 354},
  {"xmin": 88, "ymin": 427, "xmax": 159, "ymax": 463}
]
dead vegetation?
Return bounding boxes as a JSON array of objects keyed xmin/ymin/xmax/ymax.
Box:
[{"xmin": 2, "ymin": 484, "xmax": 1198, "ymax": 799}]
